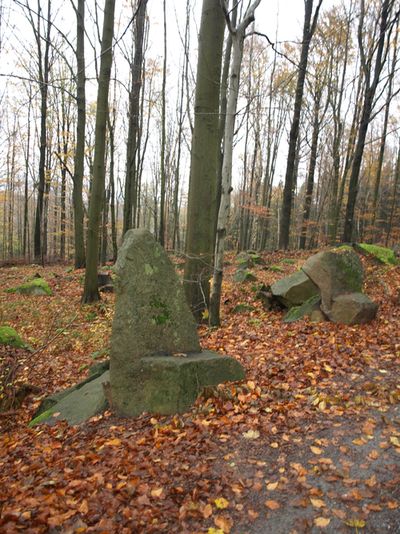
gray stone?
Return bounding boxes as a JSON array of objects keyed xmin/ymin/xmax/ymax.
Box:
[
  {"xmin": 233, "ymin": 269, "xmax": 257, "ymax": 283},
  {"xmin": 30, "ymin": 371, "xmax": 109, "ymax": 426},
  {"xmin": 328, "ymin": 292, "xmax": 378, "ymax": 325},
  {"xmin": 283, "ymin": 295, "xmax": 321, "ymax": 323},
  {"xmin": 310, "ymin": 309, "xmax": 326, "ymax": 323},
  {"xmin": 271, "ymin": 270, "xmax": 319, "ymax": 308},
  {"xmin": 32, "ymin": 364, "xmax": 110, "ymax": 419},
  {"xmin": 302, "ymin": 248, "xmax": 363, "ymax": 312},
  {"xmin": 110, "ymin": 229, "xmax": 244, "ymax": 417},
  {"xmin": 114, "ymin": 351, "xmax": 245, "ymax": 417}
]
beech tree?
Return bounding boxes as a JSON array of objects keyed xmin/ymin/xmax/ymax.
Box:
[
  {"xmin": 209, "ymin": 0, "xmax": 262, "ymax": 327},
  {"xmin": 184, "ymin": 0, "xmax": 225, "ymax": 320},
  {"xmin": 343, "ymin": 0, "xmax": 398, "ymax": 242},
  {"xmin": 82, "ymin": 0, "xmax": 115, "ymax": 303}
]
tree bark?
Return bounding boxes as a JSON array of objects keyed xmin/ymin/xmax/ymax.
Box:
[
  {"xmin": 184, "ymin": 0, "xmax": 225, "ymax": 320},
  {"xmin": 209, "ymin": 0, "xmax": 262, "ymax": 327},
  {"xmin": 82, "ymin": 0, "xmax": 115, "ymax": 303},
  {"xmin": 72, "ymin": 0, "xmax": 86, "ymax": 268}
]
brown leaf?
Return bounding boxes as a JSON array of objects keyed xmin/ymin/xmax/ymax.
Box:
[
  {"xmin": 265, "ymin": 500, "xmax": 280, "ymax": 510},
  {"xmin": 214, "ymin": 515, "xmax": 233, "ymax": 533},
  {"xmin": 314, "ymin": 517, "xmax": 330, "ymax": 527}
]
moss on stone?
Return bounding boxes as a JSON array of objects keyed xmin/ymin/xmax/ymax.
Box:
[
  {"xmin": 283, "ymin": 294, "xmax": 321, "ymax": 323},
  {"xmin": 29, "ymin": 407, "xmax": 57, "ymax": 427},
  {"xmin": 7, "ymin": 278, "xmax": 52, "ymax": 296},
  {"xmin": 0, "ymin": 326, "xmax": 27, "ymax": 348},
  {"xmin": 233, "ymin": 270, "xmax": 257, "ymax": 283},
  {"xmin": 357, "ymin": 243, "xmax": 398, "ymax": 265}
]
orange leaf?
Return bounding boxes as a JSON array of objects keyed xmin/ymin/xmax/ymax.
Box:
[
  {"xmin": 265, "ymin": 500, "xmax": 280, "ymax": 510},
  {"xmin": 310, "ymin": 446, "xmax": 322, "ymax": 455},
  {"xmin": 214, "ymin": 515, "xmax": 233, "ymax": 533},
  {"xmin": 314, "ymin": 517, "xmax": 330, "ymax": 527},
  {"xmin": 203, "ymin": 504, "xmax": 213, "ymax": 519},
  {"xmin": 103, "ymin": 438, "xmax": 122, "ymax": 447},
  {"xmin": 310, "ymin": 498, "xmax": 325, "ymax": 508}
]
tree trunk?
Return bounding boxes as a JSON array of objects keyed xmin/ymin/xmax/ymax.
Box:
[
  {"xmin": 299, "ymin": 88, "xmax": 322, "ymax": 249},
  {"xmin": 33, "ymin": 0, "xmax": 52, "ymax": 262},
  {"xmin": 209, "ymin": 0, "xmax": 262, "ymax": 327},
  {"xmin": 72, "ymin": 0, "xmax": 86, "ymax": 268},
  {"xmin": 343, "ymin": 0, "xmax": 395, "ymax": 242},
  {"xmin": 82, "ymin": 0, "xmax": 115, "ymax": 303},
  {"xmin": 279, "ymin": 0, "xmax": 322, "ymax": 249},
  {"xmin": 123, "ymin": 0, "xmax": 148, "ymax": 234},
  {"xmin": 184, "ymin": 0, "xmax": 225, "ymax": 320}
]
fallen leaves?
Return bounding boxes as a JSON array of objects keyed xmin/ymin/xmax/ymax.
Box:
[{"xmin": 1, "ymin": 256, "xmax": 400, "ymax": 532}]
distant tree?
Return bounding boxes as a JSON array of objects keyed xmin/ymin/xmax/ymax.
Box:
[
  {"xmin": 343, "ymin": 0, "xmax": 398, "ymax": 242},
  {"xmin": 123, "ymin": 0, "xmax": 148, "ymax": 235},
  {"xmin": 279, "ymin": 0, "xmax": 323, "ymax": 249},
  {"xmin": 71, "ymin": 0, "xmax": 86, "ymax": 268},
  {"xmin": 82, "ymin": 0, "xmax": 115, "ymax": 303}
]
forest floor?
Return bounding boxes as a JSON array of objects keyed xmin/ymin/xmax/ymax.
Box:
[{"xmin": 0, "ymin": 250, "xmax": 399, "ymax": 533}]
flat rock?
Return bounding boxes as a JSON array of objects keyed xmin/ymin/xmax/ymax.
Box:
[
  {"xmin": 112, "ymin": 351, "xmax": 245, "ymax": 417},
  {"xmin": 271, "ymin": 270, "xmax": 319, "ymax": 308},
  {"xmin": 30, "ymin": 371, "xmax": 110, "ymax": 426},
  {"xmin": 328, "ymin": 292, "xmax": 378, "ymax": 325}
]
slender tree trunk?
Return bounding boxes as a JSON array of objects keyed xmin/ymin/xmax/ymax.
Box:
[
  {"xmin": 72, "ymin": 0, "xmax": 86, "ymax": 268},
  {"xmin": 209, "ymin": 0, "xmax": 262, "ymax": 327},
  {"xmin": 158, "ymin": 0, "xmax": 167, "ymax": 246},
  {"xmin": 299, "ymin": 89, "xmax": 322, "ymax": 249},
  {"xmin": 279, "ymin": 0, "xmax": 322, "ymax": 249},
  {"xmin": 123, "ymin": 0, "xmax": 148, "ymax": 234},
  {"xmin": 33, "ymin": 0, "xmax": 52, "ymax": 262},
  {"xmin": 82, "ymin": 0, "xmax": 115, "ymax": 303},
  {"xmin": 343, "ymin": 0, "xmax": 396, "ymax": 242},
  {"xmin": 371, "ymin": 19, "xmax": 398, "ymax": 237}
]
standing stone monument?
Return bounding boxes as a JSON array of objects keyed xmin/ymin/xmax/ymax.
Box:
[{"xmin": 110, "ymin": 229, "xmax": 245, "ymax": 416}]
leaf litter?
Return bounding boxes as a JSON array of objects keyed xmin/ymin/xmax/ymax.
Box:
[{"xmin": 0, "ymin": 252, "xmax": 399, "ymax": 532}]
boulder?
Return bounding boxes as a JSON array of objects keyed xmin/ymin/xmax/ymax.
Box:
[
  {"xmin": 0, "ymin": 326, "xmax": 28, "ymax": 349},
  {"xmin": 233, "ymin": 269, "xmax": 257, "ymax": 283},
  {"xmin": 236, "ymin": 251, "xmax": 263, "ymax": 269},
  {"xmin": 116, "ymin": 352, "xmax": 245, "ymax": 416},
  {"xmin": 110, "ymin": 229, "xmax": 244, "ymax": 417},
  {"xmin": 271, "ymin": 270, "xmax": 319, "ymax": 308},
  {"xmin": 327, "ymin": 293, "xmax": 378, "ymax": 325},
  {"xmin": 7, "ymin": 277, "xmax": 52, "ymax": 296},
  {"xmin": 302, "ymin": 248, "xmax": 363, "ymax": 312},
  {"xmin": 283, "ymin": 295, "xmax": 321, "ymax": 323},
  {"xmin": 30, "ymin": 371, "xmax": 109, "ymax": 426}
]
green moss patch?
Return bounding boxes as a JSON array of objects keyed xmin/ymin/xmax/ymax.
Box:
[
  {"xmin": 357, "ymin": 243, "xmax": 398, "ymax": 265},
  {"xmin": 7, "ymin": 278, "xmax": 52, "ymax": 296},
  {"xmin": 233, "ymin": 270, "xmax": 257, "ymax": 283},
  {"xmin": 29, "ymin": 407, "xmax": 58, "ymax": 427},
  {"xmin": 283, "ymin": 295, "xmax": 321, "ymax": 323},
  {"xmin": 0, "ymin": 326, "xmax": 27, "ymax": 348}
]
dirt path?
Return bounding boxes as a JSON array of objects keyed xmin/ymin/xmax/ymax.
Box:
[{"xmin": 215, "ymin": 405, "xmax": 400, "ymax": 533}]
